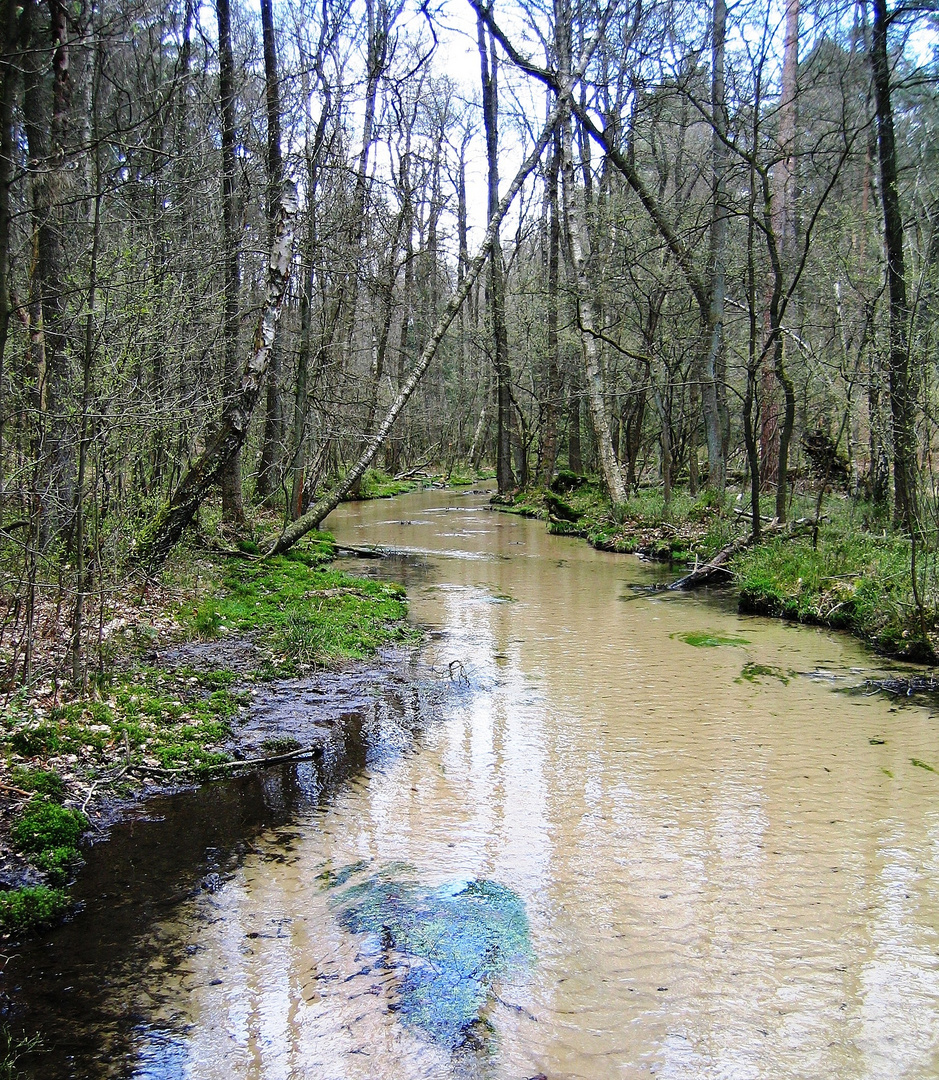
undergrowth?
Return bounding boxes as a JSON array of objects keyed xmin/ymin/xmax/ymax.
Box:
[
  {"xmin": 187, "ymin": 547, "xmax": 418, "ymax": 675},
  {"xmin": 0, "ymin": 529, "xmax": 420, "ymax": 933},
  {"xmin": 733, "ymin": 528, "xmax": 936, "ymax": 660},
  {"xmin": 0, "ymin": 885, "xmax": 69, "ymax": 934}
]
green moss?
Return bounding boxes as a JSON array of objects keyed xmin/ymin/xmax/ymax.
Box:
[
  {"xmin": 11, "ymin": 802, "xmax": 87, "ymax": 856},
  {"xmin": 9, "ymin": 768, "xmax": 65, "ymax": 801},
  {"xmin": 0, "ymin": 886, "xmax": 69, "ymax": 933},
  {"xmin": 186, "ymin": 553, "xmax": 417, "ymax": 672}
]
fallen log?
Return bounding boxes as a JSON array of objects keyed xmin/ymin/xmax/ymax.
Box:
[
  {"xmin": 334, "ymin": 543, "xmax": 388, "ymax": 558},
  {"xmin": 668, "ymin": 519, "xmax": 811, "ymax": 590}
]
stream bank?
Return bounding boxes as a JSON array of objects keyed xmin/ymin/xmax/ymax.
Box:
[
  {"xmin": 0, "ymin": 532, "xmax": 421, "ymax": 937},
  {"xmin": 4, "ymin": 487, "xmax": 939, "ymax": 1079},
  {"xmin": 495, "ymin": 478, "xmax": 939, "ymax": 664}
]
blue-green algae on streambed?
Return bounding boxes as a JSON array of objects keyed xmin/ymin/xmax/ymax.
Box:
[{"xmin": 325, "ymin": 862, "xmax": 531, "ymax": 1047}]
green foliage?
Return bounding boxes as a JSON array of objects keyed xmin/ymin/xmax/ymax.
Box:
[
  {"xmin": 0, "ymin": 886, "xmax": 69, "ymax": 933},
  {"xmin": 733, "ymin": 529, "xmax": 935, "ymax": 658}
]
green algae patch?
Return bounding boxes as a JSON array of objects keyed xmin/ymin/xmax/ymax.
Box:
[
  {"xmin": 326, "ymin": 864, "xmax": 531, "ymax": 1048},
  {"xmin": 735, "ymin": 662, "xmax": 793, "ymax": 685},
  {"xmin": 671, "ymin": 631, "xmax": 750, "ymax": 648},
  {"xmin": 911, "ymin": 758, "xmax": 937, "ymax": 773}
]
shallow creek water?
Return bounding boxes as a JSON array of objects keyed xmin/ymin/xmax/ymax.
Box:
[{"xmin": 9, "ymin": 489, "xmax": 939, "ymax": 1079}]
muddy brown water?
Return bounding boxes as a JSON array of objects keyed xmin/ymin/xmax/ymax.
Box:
[{"xmin": 6, "ymin": 489, "xmax": 939, "ymax": 1079}]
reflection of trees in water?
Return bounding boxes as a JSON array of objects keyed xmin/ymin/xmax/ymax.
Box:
[{"xmin": 6, "ymin": 678, "xmax": 433, "ymax": 1079}]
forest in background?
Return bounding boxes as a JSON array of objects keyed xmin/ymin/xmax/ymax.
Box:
[{"xmin": 0, "ymin": 0, "xmax": 937, "ymax": 684}]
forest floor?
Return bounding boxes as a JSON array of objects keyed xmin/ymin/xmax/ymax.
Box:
[
  {"xmin": 0, "ymin": 522, "xmax": 423, "ymax": 938},
  {"xmin": 495, "ymin": 473, "xmax": 939, "ymax": 665}
]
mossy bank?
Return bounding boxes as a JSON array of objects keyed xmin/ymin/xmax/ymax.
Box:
[
  {"xmin": 494, "ymin": 478, "xmax": 939, "ymax": 664},
  {"xmin": 0, "ymin": 532, "xmax": 420, "ymax": 937}
]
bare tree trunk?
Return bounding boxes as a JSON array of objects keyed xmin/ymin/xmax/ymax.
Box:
[
  {"xmin": 216, "ymin": 0, "xmax": 244, "ymax": 523},
  {"xmin": 704, "ymin": 0, "xmax": 729, "ymax": 492},
  {"xmin": 136, "ymin": 187, "xmax": 299, "ymax": 568},
  {"xmin": 537, "ymin": 132, "xmax": 562, "ymax": 487},
  {"xmin": 477, "ymin": 17, "xmax": 515, "ymax": 494},
  {"xmin": 871, "ymin": 0, "xmax": 916, "ymax": 531},
  {"xmin": 0, "ymin": 0, "xmax": 18, "ymax": 493},
  {"xmin": 556, "ymin": 0, "xmax": 626, "ymax": 507},
  {"xmin": 256, "ymin": 0, "xmax": 285, "ymax": 501},
  {"xmin": 768, "ymin": 0, "xmax": 799, "ymax": 521},
  {"xmin": 22, "ymin": 0, "xmax": 74, "ymax": 543}
]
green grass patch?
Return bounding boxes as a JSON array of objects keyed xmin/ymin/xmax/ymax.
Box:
[
  {"xmin": 356, "ymin": 468, "xmax": 422, "ymax": 500},
  {"xmin": 187, "ymin": 553, "xmax": 417, "ymax": 673},
  {"xmin": 0, "ymin": 885, "xmax": 69, "ymax": 934},
  {"xmin": 733, "ymin": 529, "xmax": 936, "ymax": 659}
]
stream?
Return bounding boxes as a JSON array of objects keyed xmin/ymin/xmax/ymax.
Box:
[{"xmin": 7, "ymin": 488, "xmax": 939, "ymax": 1078}]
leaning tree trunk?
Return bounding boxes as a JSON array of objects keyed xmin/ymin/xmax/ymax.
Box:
[
  {"xmin": 267, "ymin": 5, "xmax": 615, "ymax": 555},
  {"xmin": 268, "ymin": 121, "xmax": 561, "ymax": 554},
  {"xmin": 135, "ymin": 187, "xmax": 299, "ymax": 569}
]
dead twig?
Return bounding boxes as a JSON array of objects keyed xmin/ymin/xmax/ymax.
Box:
[{"xmin": 130, "ymin": 742, "xmax": 324, "ymax": 779}]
